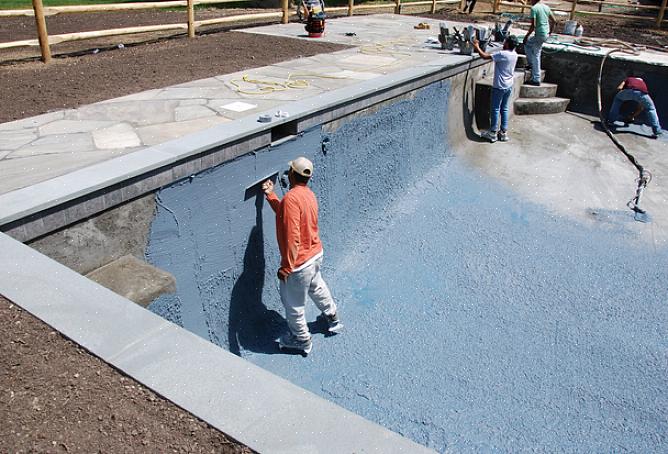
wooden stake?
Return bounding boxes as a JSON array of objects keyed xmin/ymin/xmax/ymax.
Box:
[
  {"xmin": 348, "ymin": 0, "xmax": 354, "ymax": 16},
  {"xmin": 32, "ymin": 0, "xmax": 50, "ymax": 63},
  {"xmin": 187, "ymin": 0, "xmax": 195, "ymax": 38},
  {"xmin": 570, "ymin": 0, "xmax": 578, "ymax": 20},
  {"xmin": 431, "ymin": 0, "xmax": 437, "ymax": 14},
  {"xmin": 281, "ymin": 0, "xmax": 289, "ymax": 24},
  {"xmin": 658, "ymin": 0, "xmax": 667, "ymax": 28},
  {"xmin": 395, "ymin": 0, "xmax": 401, "ymax": 14}
]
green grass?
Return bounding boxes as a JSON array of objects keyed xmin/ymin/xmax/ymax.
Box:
[{"xmin": 1, "ymin": 0, "xmax": 140, "ymax": 10}]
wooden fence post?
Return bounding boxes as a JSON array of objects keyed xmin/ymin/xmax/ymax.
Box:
[
  {"xmin": 658, "ymin": 0, "xmax": 667, "ymax": 28},
  {"xmin": 460, "ymin": 0, "xmax": 466, "ymax": 11},
  {"xmin": 281, "ymin": 0, "xmax": 289, "ymax": 24},
  {"xmin": 569, "ymin": 0, "xmax": 578, "ymax": 20},
  {"xmin": 395, "ymin": 0, "xmax": 401, "ymax": 14},
  {"xmin": 492, "ymin": 0, "xmax": 499, "ymax": 14},
  {"xmin": 32, "ymin": 0, "xmax": 51, "ymax": 63},
  {"xmin": 431, "ymin": 0, "xmax": 437, "ymax": 14},
  {"xmin": 187, "ymin": 0, "xmax": 195, "ymax": 38},
  {"xmin": 348, "ymin": 0, "xmax": 354, "ymax": 16}
]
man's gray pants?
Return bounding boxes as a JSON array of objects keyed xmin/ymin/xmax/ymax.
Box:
[{"xmin": 279, "ymin": 256, "xmax": 337, "ymax": 341}]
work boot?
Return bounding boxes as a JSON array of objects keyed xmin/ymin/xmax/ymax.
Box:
[
  {"xmin": 498, "ymin": 130, "xmax": 509, "ymax": 142},
  {"xmin": 525, "ymin": 80, "xmax": 541, "ymax": 86},
  {"xmin": 652, "ymin": 128, "xmax": 663, "ymax": 139},
  {"xmin": 277, "ymin": 332, "xmax": 312, "ymax": 354},
  {"xmin": 322, "ymin": 312, "xmax": 344, "ymax": 333},
  {"xmin": 481, "ymin": 130, "xmax": 498, "ymax": 143}
]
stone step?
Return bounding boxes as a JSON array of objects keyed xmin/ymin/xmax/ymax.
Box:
[
  {"xmin": 519, "ymin": 82, "xmax": 558, "ymax": 98},
  {"xmin": 514, "ymin": 97, "xmax": 570, "ymax": 115},
  {"xmin": 86, "ymin": 255, "xmax": 176, "ymax": 307},
  {"xmin": 522, "ymin": 69, "xmax": 546, "ymax": 82}
]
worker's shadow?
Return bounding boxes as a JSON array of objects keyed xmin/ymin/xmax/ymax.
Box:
[
  {"xmin": 228, "ymin": 195, "xmax": 285, "ymax": 356},
  {"xmin": 462, "ymin": 67, "xmax": 488, "ymax": 143},
  {"xmin": 592, "ymin": 120, "xmax": 656, "ymax": 139}
]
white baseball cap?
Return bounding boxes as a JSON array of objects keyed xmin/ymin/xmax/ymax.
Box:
[{"xmin": 289, "ymin": 157, "xmax": 314, "ymax": 178}]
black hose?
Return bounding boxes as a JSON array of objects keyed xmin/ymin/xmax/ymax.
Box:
[{"xmin": 596, "ymin": 48, "xmax": 652, "ymax": 214}]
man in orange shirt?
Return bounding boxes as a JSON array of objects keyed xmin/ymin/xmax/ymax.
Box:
[{"xmin": 262, "ymin": 157, "xmax": 342, "ymax": 354}]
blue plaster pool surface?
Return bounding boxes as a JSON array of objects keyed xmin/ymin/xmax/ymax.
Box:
[
  {"xmin": 245, "ymin": 156, "xmax": 668, "ymax": 452},
  {"xmin": 147, "ymin": 82, "xmax": 668, "ymax": 452}
]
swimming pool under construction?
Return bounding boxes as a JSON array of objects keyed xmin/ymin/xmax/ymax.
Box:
[{"xmin": 1, "ymin": 15, "xmax": 667, "ymax": 453}]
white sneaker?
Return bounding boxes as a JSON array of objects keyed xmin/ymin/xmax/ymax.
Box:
[
  {"xmin": 498, "ymin": 130, "xmax": 509, "ymax": 142},
  {"xmin": 481, "ymin": 130, "xmax": 498, "ymax": 143}
]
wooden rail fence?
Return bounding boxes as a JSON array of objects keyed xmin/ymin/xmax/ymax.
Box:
[
  {"xmin": 0, "ymin": 0, "xmax": 460, "ymax": 63},
  {"xmin": 2, "ymin": 0, "xmax": 664, "ymax": 63}
]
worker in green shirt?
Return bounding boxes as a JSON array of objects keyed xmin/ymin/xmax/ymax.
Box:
[{"xmin": 522, "ymin": 0, "xmax": 556, "ymax": 86}]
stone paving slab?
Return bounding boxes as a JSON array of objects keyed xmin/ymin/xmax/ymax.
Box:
[
  {"xmin": 0, "ymin": 14, "xmax": 486, "ymax": 198},
  {"xmin": 1, "ymin": 13, "xmax": 666, "ymax": 204}
]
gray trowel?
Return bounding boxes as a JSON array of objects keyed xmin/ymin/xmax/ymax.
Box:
[{"xmin": 244, "ymin": 172, "xmax": 279, "ymax": 200}]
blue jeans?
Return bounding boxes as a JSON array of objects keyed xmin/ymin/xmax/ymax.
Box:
[
  {"xmin": 525, "ymin": 35, "xmax": 547, "ymax": 83},
  {"xmin": 608, "ymin": 89, "xmax": 662, "ymax": 133},
  {"xmin": 491, "ymin": 86, "xmax": 513, "ymax": 132}
]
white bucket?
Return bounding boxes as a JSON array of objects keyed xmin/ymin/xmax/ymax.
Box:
[{"xmin": 563, "ymin": 20, "xmax": 578, "ymax": 35}]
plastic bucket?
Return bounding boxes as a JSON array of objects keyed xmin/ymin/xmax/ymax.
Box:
[{"xmin": 563, "ymin": 20, "xmax": 577, "ymax": 35}]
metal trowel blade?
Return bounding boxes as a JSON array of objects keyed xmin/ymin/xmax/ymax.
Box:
[{"xmin": 244, "ymin": 172, "xmax": 278, "ymax": 200}]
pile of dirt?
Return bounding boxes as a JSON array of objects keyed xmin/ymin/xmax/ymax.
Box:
[{"xmin": 0, "ymin": 297, "xmax": 254, "ymax": 453}]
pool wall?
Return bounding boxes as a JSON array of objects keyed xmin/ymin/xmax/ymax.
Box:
[
  {"xmin": 0, "ymin": 56, "xmax": 485, "ymax": 454},
  {"xmin": 146, "ymin": 78, "xmax": 459, "ymax": 351}
]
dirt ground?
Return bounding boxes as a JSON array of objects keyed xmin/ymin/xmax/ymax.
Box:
[
  {"xmin": 0, "ymin": 18, "xmax": 348, "ymax": 122},
  {"xmin": 1, "ymin": 4, "xmax": 667, "ymax": 452},
  {"xmin": 0, "ymin": 296, "xmax": 254, "ymax": 453}
]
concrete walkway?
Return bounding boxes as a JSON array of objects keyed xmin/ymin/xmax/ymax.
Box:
[{"xmin": 3, "ymin": 14, "xmax": 667, "ymax": 197}]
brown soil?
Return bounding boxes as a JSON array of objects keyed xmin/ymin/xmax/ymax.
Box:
[
  {"xmin": 0, "ymin": 296, "xmax": 254, "ymax": 453},
  {"xmin": 0, "ymin": 17, "xmax": 348, "ymax": 123}
]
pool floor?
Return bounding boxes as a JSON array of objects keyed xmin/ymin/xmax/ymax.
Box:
[{"xmin": 244, "ymin": 154, "xmax": 668, "ymax": 452}]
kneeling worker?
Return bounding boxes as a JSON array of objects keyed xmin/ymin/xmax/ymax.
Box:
[
  {"xmin": 262, "ymin": 157, "xmax": 342, "ymax": 354},
  {"xmin": 607, "ymin": 74, "xmax": 663, "ymax": 139},
  {"xmin": 473, "ymin": 35, "xmax": 519, "ymax": 143}
]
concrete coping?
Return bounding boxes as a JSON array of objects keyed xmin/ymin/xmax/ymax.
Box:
[
  {"xmin": 0, "ymin": 54, "xmax": 482, "ymax": 228},
  {"xmin": 0, "ymin": 231, "xmax": 435, "ymax": 453}
]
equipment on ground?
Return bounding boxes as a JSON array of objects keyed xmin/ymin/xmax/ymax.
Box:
[
  {"xmin": 440, "ymin": 24, "xmax": 494, "ymax": 54},
  {"xmin": 493, "ymin": 19, "xmax": 513, "ymax": 42},
  {"xmin": 298, "ymin": 0, "xmax": 326, "ymax": 38}
]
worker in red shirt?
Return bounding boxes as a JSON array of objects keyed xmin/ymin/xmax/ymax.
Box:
[
  {"xmin": 262, "ymin": 157, "xmax": 342, "ymax": 354},
  {"xmin": 607, "ymin": 74, "xmax": 662, "ymax": 139}
]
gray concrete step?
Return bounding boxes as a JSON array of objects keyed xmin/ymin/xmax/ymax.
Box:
[
  {"xmin": 86, "ymin": 255, "xmax": 176, "ymax": 307},
  {"xmin": 514, "ymin": 97, "xmax": 570, "ymax": 115},
  {"xmin": 519, "ymin": 82, "xmax": 558, "ymax": 98},
  {"xmin": 522, "ymin": 69, "xmax": 546, "ymax": 82}
]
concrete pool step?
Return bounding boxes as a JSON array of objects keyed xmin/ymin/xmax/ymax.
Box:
[
  {"xmin": 514, "ymin": 96, "xmax": 571, "ymax": 115},
  {"xmin": 519, "ymin": 82, "xmax": 558, "ymax": 98}
]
